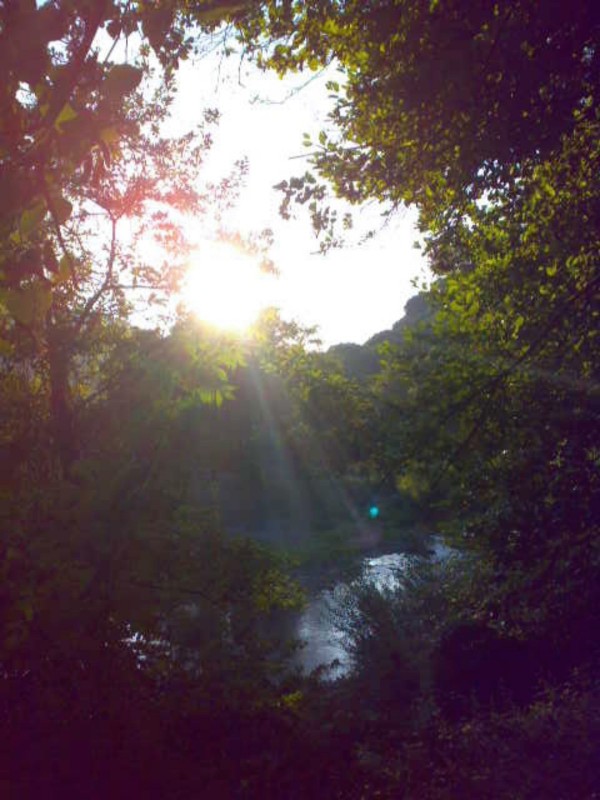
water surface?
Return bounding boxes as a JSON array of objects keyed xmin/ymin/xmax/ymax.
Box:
[{"xmin": 294, "ymin": 551, "xmax": 409, "ymax": 677}]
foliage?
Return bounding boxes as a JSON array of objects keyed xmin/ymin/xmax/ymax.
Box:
[
  {"xmin": 0, "ymin": 0, "xmax": 265, "ymax": 488},
  {"xmin": 238, "ymin": 0, "xmax": 599, "ymax": 255},
  {"xmin": 0, "ymin": 7, "xmax": 310, "ymax": 794},
  {"xmin": 230, "ymin": 5, "xmax": 600, "ymax": 795},
  {"xmin": 372, "ymin": 114, "xmax": 600, "ymax": 646},
  {"xmin": 1, "ymin": 314, "xmax": 312, "ymax": 799},
  {"xmin": 238, "ymin": 0, "xmax": 600, "ymax": 665},
  {"xmin": 2, "ymin": 1, "xmax": 599, "ymax": 797},
  {"xmin": 248, "ymin": 309, "xmax": 379, "ymax": 515}
]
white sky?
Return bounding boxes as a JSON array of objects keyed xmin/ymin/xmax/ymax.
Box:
[{"xmin": 169, "ymin": 51, "xmax": 429, "ymax": 346}]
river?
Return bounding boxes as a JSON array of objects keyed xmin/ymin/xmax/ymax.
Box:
[{"xmin": 293, "ymin": 539, "xmax": 452, "ymax": 678}]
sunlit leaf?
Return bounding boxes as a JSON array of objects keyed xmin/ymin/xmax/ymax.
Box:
[
  {"xmin": 20, "ymin": 202, "xmax": 46, "ymax": 236},
  {"xmin": 99, "ymin": 126, "xmax": 120, "ymax": 145},
  {"xmin": 52, "ymin": 254, "xmax": 72, "ymax": 284},
  {"xmin": 2, "ymin": 283, "xmax": 52, "ymax": 325},
  {"xmin": 54, "ymin": 103, "xmax": 78, "ymax": 131}
]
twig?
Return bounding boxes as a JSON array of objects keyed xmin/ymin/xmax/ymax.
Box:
[{"xmin": 75, "ymin": 215, "xmax": 118, "ymax": 333}]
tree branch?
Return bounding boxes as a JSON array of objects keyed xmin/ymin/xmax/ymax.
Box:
[
  {"xmin": 41, "ymin": 180, "xmax": 77, "ymax": 285},
  {"xmin": 75, "ymin": 214, "xmax": 118, "ymax": 333}
]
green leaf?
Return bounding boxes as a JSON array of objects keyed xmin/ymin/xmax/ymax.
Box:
[
  {"xmin": 2, "ymin": 283, "xmax": 53, "ymax": 325},
  {"xmin": 52, "ymin": 254, "xmax": 72, "ymax": 284},
  {"xmin": 142, "ymin": 6, "xmax": 175, "ymax": 52},
  {"xmin": 52, "ymin": 196, "xmax": 73, "ymax": 225},
  {"xmin": 20, "ymin": 202, "xmax": 47, "ymax": 236},
  {"xmin": 196, "ymin": 2, "xmax": 248, "ymax": 23},
  {"xmin": 513, "ymin": 315, "xmax": 525, "ymax": 337},
  {"xmin": 54, "ymin": 103, "xmax": 78, "ymax": 131},
  {"xmin": 103, "ymin": 64, "xmax": 143, "ymax": 100},
  {"xmin": 99, "ymin": 126, "xmax": 120, "ymax": 145}
]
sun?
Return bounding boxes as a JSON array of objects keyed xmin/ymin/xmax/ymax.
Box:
[{"xmin": 184, "ymin": 240, "xmax": 275, "ymax": 332}]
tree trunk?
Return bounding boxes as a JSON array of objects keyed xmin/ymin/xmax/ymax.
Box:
[{"xmin": 47, "ymin": 323, "xmax": 75, "ymax": 476}]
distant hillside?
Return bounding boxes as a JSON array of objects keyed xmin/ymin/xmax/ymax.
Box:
[{"xmin": 328, "ymin": 292, "xmax": 432, "ymax": 379}]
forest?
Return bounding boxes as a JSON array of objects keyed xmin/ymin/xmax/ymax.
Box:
[{"xmin": 1, "ymin": 1, "xmax": 599, "ymax": 797}]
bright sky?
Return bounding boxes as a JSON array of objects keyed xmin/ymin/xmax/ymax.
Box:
[{"xmin": 170, "ymin": 51, "xmax": 429, "ymax": 347}]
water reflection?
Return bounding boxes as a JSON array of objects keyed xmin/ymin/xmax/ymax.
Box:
[{"xmin": 294, "ymin": 552, "xmax": 409, "ymax": 677}]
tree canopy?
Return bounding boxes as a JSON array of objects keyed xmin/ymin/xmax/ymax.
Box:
[{"xmin": 239, "ymin": 0, "xmax": 599, "ymax": 262}]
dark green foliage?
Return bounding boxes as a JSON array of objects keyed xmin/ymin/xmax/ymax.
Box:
[
  {"xmin": 232, "ymin": 3, "xmax": 600, "ymax": 795},
  {"xmin": 321, "ymin": 555, "xmax": 600, "ymax": 799},
  {"xmin": 432, "ymin": 622, "xmax": 534, "ymax": 719},
  {"xmin": 239, "ymin": 1, "xmax": 600, "ymax": 257}
]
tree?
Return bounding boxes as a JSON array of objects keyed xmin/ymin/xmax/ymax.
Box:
[
  {"xmin": 236, "ymin": 0, "xmax": 599, "ymax": 580},
  {"xmin": 373, "ymin": 113, "xmax": 600, "ymax": 658},
  {"xmin": 237, "ymin": 0, "xmax": 599, "ymax": 261},
  {"xmin": 1, "ymin": 312, "xmax": 312, "ymax": 799},
  {"xmin": 233, "ymin": 6, "xmax": 600, "ymax": 794},
  {"xmin": 0, "ymin": 0, "xmax": 266, "ymax": 477},
  {"xmin": 1, "ymin": 0, "xmax": 302, "ymax": 750}
]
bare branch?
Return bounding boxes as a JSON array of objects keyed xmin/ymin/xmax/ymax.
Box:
[{"xmin": 75, "ymin": 215, "xmax": 118, "ymax": 333}]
